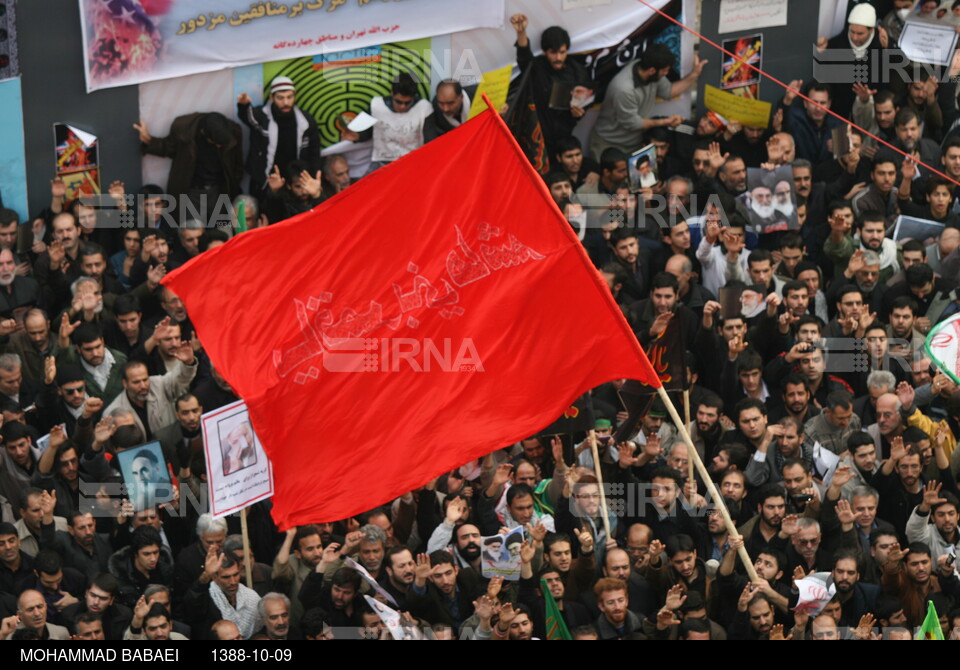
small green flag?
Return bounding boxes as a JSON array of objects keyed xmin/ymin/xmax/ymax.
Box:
[
  {"xmin": 917, "ymin": 600, "xmax": 944, "ymax": 640},
  {"xmin": 541, "ymin": 577, "xmax": 572, "ymax": 640},
  {"xmin": 236, "ymin": 199, "xmax": 247, "ymax": 234}
]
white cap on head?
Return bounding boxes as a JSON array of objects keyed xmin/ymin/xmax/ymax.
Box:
[
  {"xmin": 848, "ymin": 3, "xmax": 877, "ymax": 27},
  {"xmin": 270, "ymin": 76, "xmax": 295, "ymax": 94}
]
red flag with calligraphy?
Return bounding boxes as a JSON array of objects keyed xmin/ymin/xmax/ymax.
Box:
[{"xmin": 163, "ymin": 108, "xmax": 660, "ymax": 529}]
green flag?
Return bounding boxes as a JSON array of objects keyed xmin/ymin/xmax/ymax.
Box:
[
  {"xmin": 917, "ymin": 600, "xmax": 944, "ymax": 640},
  {"xmin": 236, "ymin": 199, "xmax": 247, "ymax": 234},
  {"xmin": 541, "ymin": 577, "xmax": 572, "ymax": 640}
]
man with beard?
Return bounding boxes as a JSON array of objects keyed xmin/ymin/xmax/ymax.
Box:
[
  {"xmin": 770, "ymin": 374, "xmax": 819, "ymax": 425},
  {"xmin": 746, "ymin": 418, "xmax": 814, "ymax": 488},
  {"xmin": 155, "ymin": 393, "xmax": 203, "ymax": 480},
  {"xmin": 628, "ymin": 272, "xmax": 697, "ymax": 350},
  {"xmin": 544, "ymin": 172, "xmax": 585, "ymax": 231},
  {"xmin": 0, "ymin": 247, "xmax": 41, "ymax": 329},
  {"xmin": 40, "ymin": 510, "xmax": 112, "ymax": 575},
  {"xmin": 185, "ymin": 549, "xmax": 261, "ymax": 639},
  {"xmin": 874, "ymin": 436, "xmax": 933, "ymax": 539},
  {"xmin": 827, "ymin": 250, "xmax": 886, "ymax": 322},
  {"xmin": 519, "ymin": 543, "xmax": 592, "ymax": 638},
  {"xmin": 593, "ymin": 577, "xmax": 642, "ymax": 639},
  {"xmin": 588, "ymin": 43, "xmax": 698, "ymax": 158},
  {"xmin": 381, "ymin": 547, "xmax": 417, "ymax": 611},
  {"xmin": 906, "ymin": 484, "xmax": 960, "ymax": 564},
  {"xmin": 852, "ymin": 160, "xmax": 900, "ymax": 225},
  {"xmin": 688, "ymin": 392, "xmax": 727, "ymax": 466},
  {"xmin": 172, "ymin": 514, "xmax": 227, "ymax": 612},
  {"xmin": 253, "ymin": 593, "xmax": 296, "ymax": 641},
  {"xmin": 60, "ymin": 573, "xmax": 132, "ymax": 640},
  {"xmin": 407, "ymin": 550, "xmax": 479, "ymax": 629},
  {"xmin": 729, "ymin": 591, "xmax": 776, "ymax": 640},
  {"xmin": 552, "ymin": 136, "xmax": 600, "ymax": 191},
  {"xmin": 426, "ymin": 498, "xmax": 484, "ymax": 568},
  {"xmin": 831, "ymin": 549, "xmax": 880, "ymax": 627},
  {"xmin": 5, "ymin": 308, "xmax": 59, "ymax": 385},
  {"xmin": 273, "ymin": 524, "xmax": 324, "ymax": 628},
  {"xmin": 882, "ymin": 541, "xmax": 960, "ymax": 627},
  {"xmin": 738, "ymin": 483, "xmax": 788, "ymax": 558},
  {"xmin": 876, "ymin": 109, "xmax": 940, "ymax": 177},
  {"xmin": 423, "ymin": 79, "xmax": 472, "ymax": 143},
  {"xmin": 57, "ymin": 320, "xmax": 126, "ymax": 404},
  {"xmin": 609, "ymin": 229, "xmax": 648, "ymax": 303},
  {"xmin": 664, "ymin": 254, "xmax": 714, "ymax": 319},
  {"xmin": 865, "ymin": 393, "xmax": 905, "ymax": 459},
  {"xmin": 238, "ymin": 76, "xmax": 320, "ymax": 199},
  {"xmin": 717, "ymin": 537, "xmax": 789, "ymax": 621}
]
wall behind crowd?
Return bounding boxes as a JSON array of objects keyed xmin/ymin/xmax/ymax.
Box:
[{"xmin": 5, "ymin": 0, "xmax": 738, "ymax": 218}]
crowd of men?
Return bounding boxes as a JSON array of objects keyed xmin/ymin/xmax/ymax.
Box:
[{"xmin": 2, "ymin": 0, "xmax": 960, "ymax": 642}]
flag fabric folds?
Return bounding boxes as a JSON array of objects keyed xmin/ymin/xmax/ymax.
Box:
[
  {"xmin": 917, "ymin": 600, "xmax": 944, "ymax": 640},
  {"xmin": 163, "ymin": 107, "xmax": 659, "ymax": 529},
  {"xmin": 925, "ymin": 313, "xmax": 960, "ymax": 385},
  {"xmin": 541, "ymin": 577, "xmax": 572, "ymax": 640}
]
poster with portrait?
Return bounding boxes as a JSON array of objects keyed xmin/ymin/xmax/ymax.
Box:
[
  {"xmin": 739, "ymin": 166, "xmax": 799, "ymax": 234},
  {"xmin": 721, "ymin": 33, "xmax": 762, "ymax": 99},
  {"xmin": 201, "ymin": 399, "xmax": 274, "ymax": 519},
  {"xmin": 628, "ymin": 144, "xmax": 658, "ymax": 190},
  {"xmin": 116, "ymin": 441, "xmax": 174, "ymax": 511},
  {"xmin": 480, "ymin": 527, "xmax": 525, "ymax": 581}
]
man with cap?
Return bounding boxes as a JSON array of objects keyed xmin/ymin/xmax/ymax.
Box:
[
  {"xmin": 133, "ymin": 112, "xmax": 243, "ymax": 225},
  {"xmin": 238, "ymin": 76, "xmax": 321, "ymax": 199},
  {"xmin": 815, "ymin": 3, "xmax": 888, "ymax": 119}
]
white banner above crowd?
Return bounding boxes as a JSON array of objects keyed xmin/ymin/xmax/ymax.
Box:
[{"xmin": 79, "ymin": 0, "xmax": 504, "ymax": 92}]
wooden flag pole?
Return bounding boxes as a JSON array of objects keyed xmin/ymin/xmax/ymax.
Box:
[
  {"xmin": 586, "ymin": 429, "xmax": 613, "ymax": 544},
  {"xmin": 655, "ymin": 386, "xmax": 758, "ymax": 581},
  {"xmin": 240, "ymin": 507, "xmax": 253, "ymax": 589},
  {"xmin": 683, "ymin": 389, "xmax": 694, "ymax": 484}
]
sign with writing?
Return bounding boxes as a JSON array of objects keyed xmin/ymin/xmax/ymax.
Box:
[
  {"xmin": 201, "ymin": 399, "xmax": 274, "ymax": 518},
  {"xmin": 78, "ymin": 0, "xmax": 504, "ymax": 92},
  {"xmin": 899, "ymin": 20, "xmax": 959, "ymax": 67},
  {"xmin": 718, "ymin": 0, "xmax": 788, "ymax": 34},
  {"xmin": 703, "ymin": 84, "xmax": 771, "ymax": 128}
]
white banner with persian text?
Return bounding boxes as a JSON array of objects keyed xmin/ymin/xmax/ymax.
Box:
[{"xmin": 80, "ymin": 0, "xmax": 504, "ymax": 92}]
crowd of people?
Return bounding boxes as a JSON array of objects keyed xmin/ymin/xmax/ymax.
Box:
[{"xmin": 1, "ymin": 0, "xmax": 960, "ymax": 642}]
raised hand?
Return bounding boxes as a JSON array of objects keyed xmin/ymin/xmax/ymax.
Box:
[
  {"xmin": 550, "ymin": 435, "xmax": 564, "ymax": 467},
  {"xmin": 920, "ymin": 480, "xmax": 947, "ymax": 513},
  {"xmin": 267, "ymin": 165, "xmax": 285, "ymax": 193},
  {"xmin": 48, "ymin": 240, "xmax": 66, "ymax": 269},
  {"xmin": 509, "ymin": 13, "xmax": 528, "ymax": 34},
  {"xmin": 108, "ymin": 180, "xmax": 126, "ymax": 204},
  {"xmin": 299, "ymin": 170, "xmax": 323, "ymax": 199},
  {"xmin": 93, "ymin": 416, "xmax": 116, "ymax": 447},
  {"xmin": 174, "ymin": 340, "xmax": 197, "ymax": 364},
  {"xmin": 473, "ymin": 595, "xmax": 496, "ymax": 622},
  {"xmin": 237, "ymin": 92, "xmax": 252, "ymax": 105},
  {"xmin": 445, "ymin": 496, "xmax": 466, "ymax": 524},
  {"xmin": 784, "ymin": 78, "xmax": 804, "ymax": 104},
  {"xmin": 519, "ymin": 539, "xmax": 536, "ymax": 565},
  {"xmin": 853, "ymin": 613, "xmax": 876, "ymax": 640},
  {"xmin": 780, "ymin": 514, "xmax": 799, "ymax": 537},
  {"xmin": 618, "ymin": 441, "xmax": 640, "ymax": 468},
  {"xmin": 895, "ymin": 381, "xmax": 915, "ymax": 413},
  {"xmin": 577, "ymin": 527, "xmax": 595, "ymax": 554},
  {"xmin": 650, "ymin": 311, "xmax": 673, "ymax": 338},
  {"xmin": 203, "ymin": 545, "xmax": 224, "ymax": 580},
  {"xmin": 486, "ymin": 575, "xmax": 504, "ymax": 598},
  {"xmin": 830, "ymin": 464, "xmax": 854, "ymax": 490},
  {"xmin": 492, "ymin": 463, "xmax": 513, "ymax": 488},
  {"xmin": 852, "ymin": 82, "xmax": 877, "ymax": 102},
  {"xmin": 527, "ymin": 521, "xmax": 547, "ymax": 543},
  {"xmin": 886, "ymin": 541, "xmax": 909, "ymax": 564},
  {"xmin": 48, "ymin": 424, "xmax": 67, "ymax": 452},
  {"xmin": 889, "ymin": 436, "xmax": 907, "ymax": 463},
  {"xmin": 498, "ymin": 602, "xmax": 518, "ymax": 626},
  {"xmin": 414, "ymin": 553, "xmax": 432, "ymax": 583},
  {"xmin": 320, "ymin": 542, "xmax": 341, "ymax": 568},
  {"xmin": 43, "ymin": 356, "xmax": 56, "ymax": 386},
  {"xmin": 707, "ymin": 141, "xmax": 729, "ymax": 173},
  {"xmin": 664, "ymin": 584, "xmax": 687, "ymax": 611},
  {"xmin": 656, "ymin": 607, "xmax": 682, "ymax": 630},
  {"xmin": 769, "ymin": 623, "xmax": 792, "ymax": 640},
  {"xmin": 835, "ymin": 499, "xmax": 855, "ymax": 526},
  {"xmin": 146, "ymin": 262, "xmax": 167, "ymax": 288},
  {"xmin": 133, "ymin": 120, "xmax": 151, "ymax": 144}
]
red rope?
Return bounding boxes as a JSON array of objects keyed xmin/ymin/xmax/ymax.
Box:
[{"xmin": 635, "ymin": 0, "xmax": 960, "ymax": 188}]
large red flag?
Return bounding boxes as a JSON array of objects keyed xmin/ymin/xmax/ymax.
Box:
[{"xmin": 163, "ymin": 108, "xmax": 660, "ymax": 529}]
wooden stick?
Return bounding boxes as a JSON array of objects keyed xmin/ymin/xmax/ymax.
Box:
[
  {"xmin": 683, "ymin": 389, "xmax": 694, "ymax": 484},
  {"xmin": 656, "ymin": 386, "xmax": 758, "ymax": 581},
  {"xmin": 586, "ymin": 429, "xmax": 613, "ymax": 544},
  {"xmin": 240, "ymin": 507, "xmax": 254, "ymax": 589}
]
